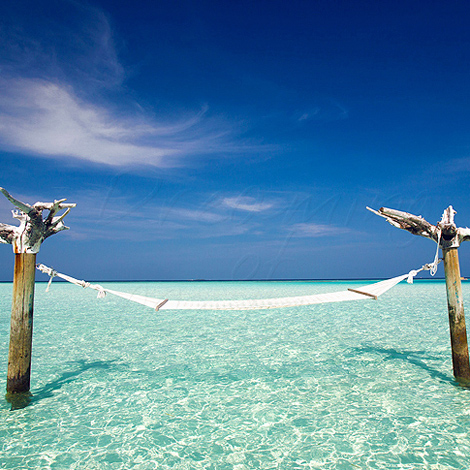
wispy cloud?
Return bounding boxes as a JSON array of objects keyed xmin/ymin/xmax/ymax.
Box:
[
  {"xmin": 37, "ymin": 187, "xmax": 258, "ymax": 241},
  {"xmin": 222, "ymin": 196, "xmax": 273, "ymax": 212},
  {"xmin": 294, "ymin": 100, "xmax": 348, "ymax": 124},
  {"xmin": 288, "ymin": 222, "xmax": 349, "ymax": 237},
  {"xmin": 0, "ymin": 78, "xmax": 241, "ymax": 167},
  {"xmin": 161, "ymin": 207, "xmax": 226, "ymax": 224},
  {"xmin": 0, "ymin": 2, "xmax": 262, "ymax": 168},
  {"xmin": 0, "ymin": 0, "xmax": 124, "ymax": 89},
  {"xmin": 0, "ymin": 186, "xmax": 357, "ymax": 249},
  {"xmin": 440, "ymin": 156, "xmax": 470, "ymax": 175}
]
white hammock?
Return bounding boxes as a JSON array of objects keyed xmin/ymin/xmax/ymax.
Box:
[{"xmin": 36, "ymin": 263, "xmax": 433, "ymax": 311}]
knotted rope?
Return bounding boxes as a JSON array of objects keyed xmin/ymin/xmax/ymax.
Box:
[{"xmin": 37, "ymin": 264, "xmax": 106, "ymax": 299}]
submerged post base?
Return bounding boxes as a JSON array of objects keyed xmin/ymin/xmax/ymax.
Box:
[
  {"xmin": 5, "ymin": 391, "xmax": 32, "ymax": 410},
  {"xmin": 6, "ymin": 369, "xmax": 32, "ymax": 395}
]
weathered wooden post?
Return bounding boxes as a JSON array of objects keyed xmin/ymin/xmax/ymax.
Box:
[
  {"xmin": 0, "ymin": 188, "xmax": 75, "ymax": 399},
  {"xmin": 368, "ymin": 205, "xmax": 470, "ymax": 383}
]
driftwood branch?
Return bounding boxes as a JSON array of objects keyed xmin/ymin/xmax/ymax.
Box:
[
  {"xmin": 459, "ymin": 227, "xmax": 470, "ymax": 243},
  {"xmin": 367, "ymin": 206, "xmax": 439, "ymax": 242},
  {"xmin": 0, "ymin": 223, "xmax": 16, "ymax": 245},
  {"xmin": 0, "ymin": 187, "xmax": 76, "ymax": 253},
  {"xmin": 368, "ymin": 205, "xmax": 468, "ymax": 248},
  {"xmin": 0, "ymin": 188, "xmax": 32, "ymax": 214}
]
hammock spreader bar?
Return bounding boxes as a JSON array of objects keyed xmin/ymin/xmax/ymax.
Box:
[{"xmin": 36, "ymin": 263, "xmax": 433, "ymax": 311}]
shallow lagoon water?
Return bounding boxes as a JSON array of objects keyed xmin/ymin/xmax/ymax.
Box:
[{"xmin": 1, "ymin": 279, "xmax": 470, "ymax": 469}]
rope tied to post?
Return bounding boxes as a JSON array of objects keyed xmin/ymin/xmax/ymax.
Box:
[
  {"xmin": 36, "ymin": 264, "xmax": 58, "ymax": 292},
  {"xmin": 37, "ymin": 263, "xmax": 106, "ymax": 299},
  {"xmin": 430, "ymin": 227, "xmax": 442, "ymax": 277},
  {"xmin": 406, "ymin": 259, "xmax": 442, "ymax": 284}
]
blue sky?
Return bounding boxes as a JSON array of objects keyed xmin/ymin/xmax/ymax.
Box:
[{"xmin": 1, "ymin": 0, "xmax": 469, "ymax": 281}]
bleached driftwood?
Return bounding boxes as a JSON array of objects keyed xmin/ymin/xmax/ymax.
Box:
[
  {"xmin": 459, "ymin": 228, "xmax": 470, "ymax": 243},
  {"xmin": 367, "ymin": 205, "xmax": 468, "ymax": 249},
  {"xmin": 0, "ymin": 187, "xmax": 76, "ymax": 253}
]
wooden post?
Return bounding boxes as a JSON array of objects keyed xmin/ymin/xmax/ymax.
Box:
[
  {"xmin": 0, "ymin": 187, "xmax": 75, "ymax": 402},
  {"xmin": 442, "ymin": 247, "xmax": 470, "ymax": 382},
  {"xmin": 368, "ymin": 205, "xmax": 470, "ymax": 383},
  {"xmin": 7, "ymin": 253, "xmax": 37, "ymax": 394}
]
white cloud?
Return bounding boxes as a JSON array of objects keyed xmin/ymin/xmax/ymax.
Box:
[
  {"xmin": 162, "ymin": 207, "xmax": 226, "ymax": 224},
  {"xmin": 0, "ymin": 78, "xmax": 245, "ymax": 167},
  {"xmin": 0, "ymin": 1, "xmax": 264, "ymax": 168},
  {"xmin": 289, "ymin": 223, "xmax": 349, "ymax": 237},
  {"xmin": 223, "ymin": 196, "xmax": 273, "ymax": 212},
  {"xmin": 40, "ymin": 187, "xmax": 257, "ymax": 241}
]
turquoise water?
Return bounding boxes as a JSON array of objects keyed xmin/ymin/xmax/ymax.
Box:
[{"xmin": 1, "ymin": 279, "xmax": 470, "ymax": 469}]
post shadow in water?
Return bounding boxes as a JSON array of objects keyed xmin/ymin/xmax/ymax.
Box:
[
  {"xmin": 5, "ymin": 359, "xmax": 121, "ymax": 411},
  {"xmin": 353, "ymin": 345, "xmax": 462, "ymax": 386}
]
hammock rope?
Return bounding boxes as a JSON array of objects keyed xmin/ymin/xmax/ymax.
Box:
[
  {"xmin": 36, "ymin": 262, "xmax": 435, "ymax": 311},
  {"xmin": 430, "ymin": 227, "xmax": 442, "ymax": 277}
]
